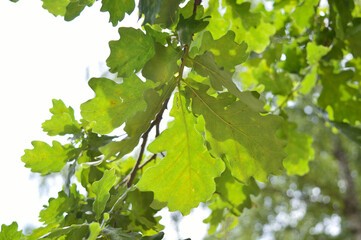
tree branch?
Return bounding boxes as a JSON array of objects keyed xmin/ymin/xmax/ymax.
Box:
[{"xmin": 123, "ymin": 97, "xmax": 170, "ymax": 187}]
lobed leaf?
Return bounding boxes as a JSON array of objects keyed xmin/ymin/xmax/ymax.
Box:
[
  {"xmin": 137, "ymin": 94, "xmax": 225, "ymax": 215},
  {"xmin": 101, "ymin": 0, "xmax": 135, "ymax": 26},
  {"xmin": 279, "ymin": 122, "xmax": 314, "ymax": 176},
  {"xmin": 186, "ymin": 81, "xmax": 286, "ymax": 182},
  {"xmin": 81, "ymin": 76, "xmax": 154, "ymax": 134},
  {"xmin": 22, "ymin": 141, "xmax": 75, "ymax": 175},
  {"xmin": 108, "ymin": 28, "xmax": 155, "ymax": 77},
  {"xmin": 42, "ymin": 99, "xmax": 81, "ymax": 136},
  {"xmin": 0, "ymin": 222, "xmax": 24, "ymax": 240}
]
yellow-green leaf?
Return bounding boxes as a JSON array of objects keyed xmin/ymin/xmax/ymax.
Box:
[{"xmin": 137, "ymin": 94, "xmax": 225, "ymax": 215}]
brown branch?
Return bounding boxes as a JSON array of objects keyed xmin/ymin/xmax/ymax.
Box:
[
  {"xmin": 193, "ymin": 0, "xmax": 202, "ymax": 14},
  {"xmin": 124, "ymin": 97, "xmax": 170, "ymax": 187}
]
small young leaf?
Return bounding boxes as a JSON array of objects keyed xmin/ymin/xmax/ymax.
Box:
[{"xmin": 42, "ymin": 99, "xmax": 81, "ymax": 136}]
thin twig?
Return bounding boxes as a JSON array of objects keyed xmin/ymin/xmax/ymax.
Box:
[{"xmin": 124, "ymin": 97, "xmax": 171, "ymax": 187}]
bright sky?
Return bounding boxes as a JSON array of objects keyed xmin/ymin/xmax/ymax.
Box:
[{"xmin": 0, "ymin": 1, "xmax": 208, "ymax": 239}]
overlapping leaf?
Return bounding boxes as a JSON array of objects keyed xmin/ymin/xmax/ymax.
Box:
[
  {"xmin": 318, "ymin": 66, "xmax": 361, "ymax": 124},
  {"xmin": 22, "ymin": 141, "xmax": 75, "ymax": 175},
  {"xmin": 186, "ymin": 81, "xmax": 286, "ymax": 182},
  {"xmin": 190, "ymin": 31, "xmax": 248, "ymax": 71},
  {"xmin": 101, "ymin": 80, "xmax": 176, "ymax": 160},
  {"xmin": 92, "ymin": 168, "xmax": 117, "ymax": 219},
  {"xmin": 108, "ymin": 28, "xmax": 155, "ymax": 77},
  {"xmin": 279, "ymin": 122, "xmax": 314, "ymax": 176},
  {"xmin": 142, "ymin": 44, "xmax": 181, "ymax": 84},
  {"xmin": 101, "ymin": 0, "xmax": 135, "ymax": 26},
  {"xmin": 191, "ymin": 51, "xmax": 265, "ymax": 112},
  {"xmin": 138, "ymin": 0, "xmax": 162, "ymax": 25},
  {"xmin": 81, "ymin": 76, "xmax": 154, "ymax": 135},
  {"xmin": 137, "ymin": 94, "xmax": 225, "ymax": 215},
  {"xmin": 176, "ymin": 14, "xmax": 209, "ymax": 45},
  {"xmin": 42, "ymin": 99, "xmax": 81, "ymax": 136},
  {"xmin": 156, "ymin": 0, "xmax": 181, "ymax": 27}
]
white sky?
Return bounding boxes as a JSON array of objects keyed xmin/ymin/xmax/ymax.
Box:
[{"xmin": 0, "ymin": 0, "xmax": 209, "ymax": 239}]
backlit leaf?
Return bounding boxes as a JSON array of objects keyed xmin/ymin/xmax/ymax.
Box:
[
  {"xmin": 137, "ymin": 94, "xmax": 225, "ymax": 215},
  {"xmin": 0, "ymin": 222, "xmax": 24, "ymax": 240},
  {"xmin": 101, "ymin": 0, "xmax": 135, "ymax": 26},
  {"xmin": 191, "ymin": 51, "xmax": 265, "ymax": 112},
  {"xmin": 22, "ymin": 141, "xmax": 75, "ymax": 175},
  {"xmin": 42, "ymin": 0, "xmax": 69, "ymax": 16},
  {"xmin": 42, "ymin": 99, "xmax": 81, "ymax": 136},
  {"xmin": 92, "ymin": 168, "xmax": 117, "ymax": 219},
  {"xmin": 279, "ymin": 122, "xmax": 314, "ymax": 176},
  {"xmin": 186, "ymin": 81, "xmax": 286, "ymax": 182},
  {"xmin": 142, "ymin": 43, "xmax": 181, "ymax": 84},
  {"xmin": 81, "ymin": 76, "xmax": 154, "ymax": 134},
  {"xmin": 101, "ymin": 80, "xmax": 176, "ymax": 159},
  {"xmin": 108, "ymin": 28, "xmax": 155, "ymax": 77},
  {"xmin": 191, "ymin": 31, "xmax": 248, "ymax": 71}
]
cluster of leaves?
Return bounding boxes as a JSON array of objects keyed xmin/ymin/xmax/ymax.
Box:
[{"xmin": 2, "ymin": 0, "xmax": 361, "ymax": 239}]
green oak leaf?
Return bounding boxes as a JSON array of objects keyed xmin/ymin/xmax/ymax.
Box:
[
  {"xmin": 101, "ymin": 0, "xmax": 135, "ymax": 26},
  {"xmin": 176, "ymin": 14, "xmax": 209, "ymax": 45},
  {"xmin": 142, "ymin": 43, "xmax": 181, "ymax": 84},
  {"xmin": 42, "ymin": 99, "xmax": 81, "ymax": 136},
  {"xmin": 138, "ymin": 0, "xmax": 162, "ymax": 25},
  {"xmin": 0, "ymin": 222, "xmax": 24, "ymax": 240},
  {"xmin": 292, "ymin": 0, "xmax": 319, "ymax": 30},
  {"xmin": 126, "ymin": 190, "xmax": 162, "ymax": 231},
  {"xmin": 249, "ymin": 60, "xmax": 293, "ymax": 95},
  {"xmin": 107, "ymin": 28, "xmax": 155, "ymax": 77},
  {"xmin": 41, "ymin": 224, "xmax": 89, "ymax": 239},
  {"xmin": 101, "ymin": 80, "xmax": 176, "ymax": 160},
  {"xmin": 299, "ymin": 66, "xmax": 318, "ymax": 94},
  {"xmin": 224, "ymin": 1, "xmax": 261, "ymax": 30},
  {"xmin": 306, "ymin": 42, "xmax": 330, "ymax": 65},
  {"xmin": 191, "ymin": 51, "xmax": 265, "ymax": 112},
  {"xmin": 92, "ymin": 169, "xmax": 117, "ymax": 220},
  {"xmin": 64, "ymin": 0, "xmax": 95, "ymax": 21},
  {"xmin": 191, "ymin": 31, "xmax": 248, "ymax": 71},
  {"xmin": 156, "ymin": 0, "xmax": 181, "ymax": 27},
  {"xmin": 141, "ymin": 232, "xmax": 164, "ymax": 240},
  {"xmin": 137, "ymin": 94, "xmax": 225, "ymax": 215},
  {"xmin": 39, "ymin": 185, "xmax": 82, "ymax": 224},
  {"xmin": 279, "ymin": 122, "xmax": 314, "ymax": 176},
  {"xmin": 215, "ymin": 168, "xmax": 259, "ymax": 215},
  {"xmin": 318, "ymin": 66, "xmax": 361, "ymax": 124},
  {"xmin": 42, "ymin": 0, "xmax": 69, "ymax": 16},
  {"xmin": 186, "ymin": 81, "xmax": 286, "ymax": 182},
  {"xmin": 88, "ymin": 222, "xmax": 101, "ymax": 240},
  {"xmin": 81, "ymin": 76, "xmax": 154, "ymax": 134},
  {"xmin": 22, "ymin": 141, "xmax": 75, "ymax": 175}
]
